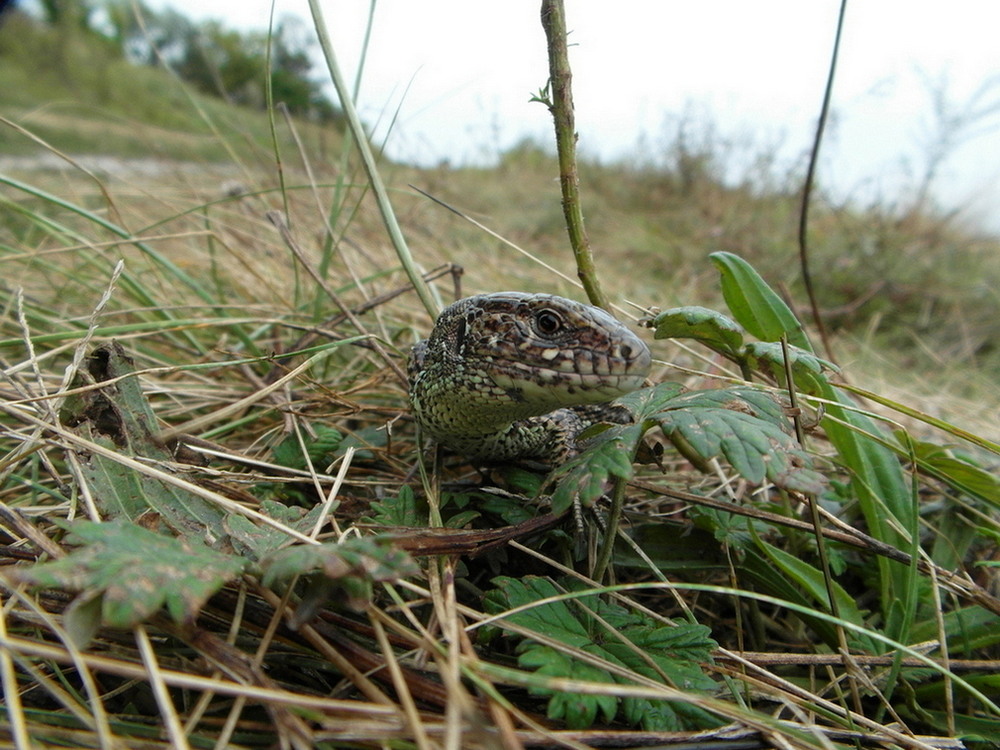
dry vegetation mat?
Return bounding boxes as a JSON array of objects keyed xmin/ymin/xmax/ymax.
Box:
[{"xmin": 1, "ymin": 2, "xmax": 999, "ymax": 749}]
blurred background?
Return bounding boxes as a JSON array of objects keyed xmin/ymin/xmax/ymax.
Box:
[{"xmin": 2, "ymin": 0, "xmax": 998, "ymax": 435}]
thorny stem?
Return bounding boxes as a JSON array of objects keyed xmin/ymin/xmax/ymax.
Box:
[{"xmin": 540, "ymin": 0, "xmax": 611, "ymax": 312}]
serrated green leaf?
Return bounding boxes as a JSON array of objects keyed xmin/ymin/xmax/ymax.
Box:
[
  {"xmin": 272, "ymin": 425, "xmax": 344, "ymax": 470},
  {"xmin": 226, "ymin": 500, "xmax": 328, "ymax": 561},
  {"xmin": 483, "ymin": 576, "xmax": 719, "ymax": 731},
  {"xmin": 12, "ymin": 520, "xmax": 248, "ymax": 628},
  {"xmin": 621, "ymin": 695, "xmax": 720, "ymax": 732},
  {"xmin": 261, "ymin": 537, "xmax": 417, "ymax": 620},
  {"xmin": 520, "ymin": 646, "xmax": 617, "ymax": 728},
  {"xmin": 649, "ymin": 306, "xmax": 745, "ymax": 357},
  {"xmin": 709, "ymin": 251, "xmax": 811, "ymax": 351},
  {"xmin": 365, "ymin": 485, "xmax": 426, "ymax": 526},
  {"xmin": 271, "ymin": 425, "xmax": 386, "ymax": 471},
  {"xmin": 484, "ymin": 577, "xmax": 594, "ymax": 647},
  {"xmin": 549, "ymin": 425, "xmax": 643, "ymax": 512},
  {"xmin": 604, "ymin": 623, "xmax": 717, "ymax": 691},
  {"xmin": 653, "ymin": 388, "xmax": 825, "ymax": 494},
  {"xmin": 261, "ymin": 535, "xmax": 416, "ymax": 612},
  {"xmin": 552, "ymin": 383, "xmax": 825, "ymax": 503},
  {"xmin": 615, "ymin": 382, "xmax": 686, "ymax": 420}
]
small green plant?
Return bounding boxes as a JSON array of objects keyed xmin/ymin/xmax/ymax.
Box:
[{"xmin": 483, "ymin": 576, "xmax": 719, "ymax": 731}]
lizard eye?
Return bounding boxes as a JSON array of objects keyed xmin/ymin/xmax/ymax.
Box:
[{"xmin": 534, "ymin": 309, "xmax": 563, "ymax": 336}]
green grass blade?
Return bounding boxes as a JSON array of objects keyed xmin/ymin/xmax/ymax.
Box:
[
  {"xmin": 1, "ymin": 175, "xmax": 216, "ymax": 305},
  {"xmin": 305, "ymin": 0, "xmax": 438, "ymax": 318}
]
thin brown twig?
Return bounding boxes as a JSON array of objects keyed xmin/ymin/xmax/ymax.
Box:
[
  {"xmin": 539, "ymin": 0, "xmax": 610, "ymax": 311},
  {"xmin": 266, "ymin": 211, "xmax": 408, "ymax": 387},
  {"xmin": 722, "ymin": 650, "xmax": 1000, "ymax": 673},
  {"xmin": 627, "ymin": 478, "xmax": 1000, "ymax": 616},
  {"xmin": 798, "ymin": 0, "xmax": 848, "ymax": 363},
  {"xmin": 264, "ymin": 261, "xmax": 462, "ymax": 385}
]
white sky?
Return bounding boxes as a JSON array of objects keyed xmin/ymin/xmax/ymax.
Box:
[{"xmin": 150, "ymin": 0, "xmax": 1000, "ymax": 231}]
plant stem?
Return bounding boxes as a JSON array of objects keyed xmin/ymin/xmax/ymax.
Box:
[
  {"xmin": 540, "ymin": 0, "xmax": 610, "ymax": 311},
  {"xmin": 798, "ymin": 0, "xmax": 848, "ymax": 363},
  {"xmin": 591, "ymin": 474, "xmax": 627, "ymax": 584}
]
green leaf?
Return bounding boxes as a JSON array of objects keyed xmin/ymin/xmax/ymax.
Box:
[
  {"xmin": 272, "ymin": 426, "xmax": 344, "ymax": 471},
  {"xmin": 915, "ymin": 711, "xmax": 1000, "ymax": 743},
  {"xmin": 652, "ymin": 387, "xmax": 826, "ymax": 494},
  {"xmin": 12, "ymin": 520, "xmax": 248, "ymax": 629},
  {"xmin": 820, "ymin": 390, "xmax": 917, "ymax": 642},
  {"xmin": 704, "ymin": 254, "xmax": 915, "ymax": 647},
  {"xmin": 649, "ymin": 306, "xmax": 745, "ymax": 358},
  {"xmin": 547, "ymin": 383, "xmax": 682, "ymax": 512},
  {"xmin": 909, "ymin": 606, "xmax": 1000, "ymax": 654},
  {"xmin": 483, "ymin": 576, "xmax": 719, "ymax": 731},
  {"xmin": 338, "ymin": 425, "xmax": 388, "ymax": 461},
  {"xmin": 549, "ymin": 383, "xmax": 824, "ymax": 508},
  {"xmin": 617, "ymin": 523, "xmax": 728, "ymax": 574},
  {"xmin": 742, "ymin": 341, "xmax": 838, "ymax": 394},
  {"xmin": 63, "ymin": 592, "xmax": 103, "ymax": 649},
  {"xmin": 603, "ymin": 623, "xmax": 717, "ymax": 689},
  {"xmin": 548, "ymin": 424, "xmax": 644, "ymax": 512},
  {"xmin": 709, "ymin": 251, "xmax": 811, "ymax": 351},
  {"xmin": 752, "ymin": 535, "xmax": 875, "ymax": 651},
  {"xmin": 520, "ymin": 646, "xmax": 617, "ymax": 728},
  {"xmin": 929, "ymin": 507, "xmax": 979, "ymax": 571},
  {"xmin": 365, "ymin": 485, "xmax": 426, "ymax": 526},
  {"xmin": 616, "ymin": 381, "xmax": 686, "ymax": 419},
  {"xmin": 261, "ymin": 536, "xmax": 417, "ymax": 612},
  {"xmin": 226, "ymin": 500, "xmax": 328, "ymax": 562},
  {"xmin": 469, "ymin": 489, "xmax": 542, "ymax": 526},
  {"xmin": 484, "ymin": 577, "xmax": 594, "ymax": 647},
  {"xmin": 895, "ymin": 434, "xmax": 1000, "ymax": 508},
  {"xmin": 59, "ymin": 342, "xmax": 226, "ymax": 535},
  {"xmin": 271, "ymin": 425, "xmax": 386, "ymax": 471},
  {"xmin": 495, "ymin": 466, "xmax": 547, "ymax": 497}
]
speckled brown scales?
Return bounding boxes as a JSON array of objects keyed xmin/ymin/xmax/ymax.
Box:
[{"xmin": 408, "ymin": 292, "xmax": 652, "ymax": 463}]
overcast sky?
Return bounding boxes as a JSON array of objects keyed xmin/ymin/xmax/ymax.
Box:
[{"xmin": 150, "ymin": 1, "xmax": 1000, "ymax": 231}]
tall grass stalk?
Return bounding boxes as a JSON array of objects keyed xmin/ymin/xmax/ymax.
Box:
[{"xmin": 305, "ymin": 0, "xmax": 438, "ymax": 318}]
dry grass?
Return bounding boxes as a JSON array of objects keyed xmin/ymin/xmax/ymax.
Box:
[{"xmin": 1, "ymin": 100, "xmax": 999, "ymax": 750}]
